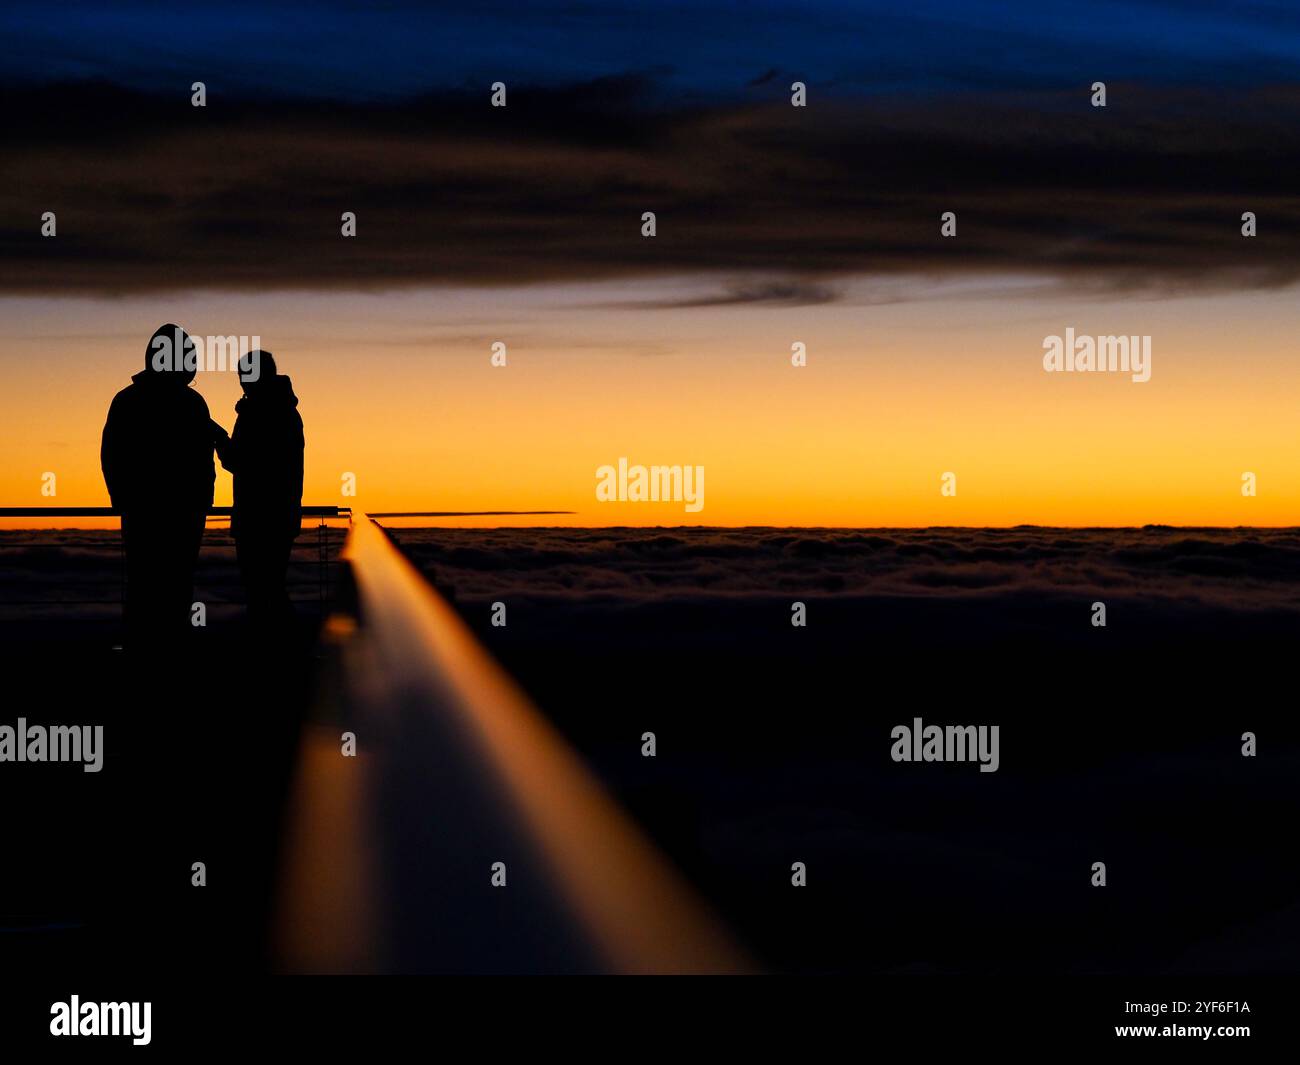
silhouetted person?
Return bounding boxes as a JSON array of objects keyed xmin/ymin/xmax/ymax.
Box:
[
  {"xmin": 213, "ymin": 350, "xmax": 304, "ymax": 634},
  {"xmin": 101, "ymin": 324, "xmax": 215, "ymax": 647}
]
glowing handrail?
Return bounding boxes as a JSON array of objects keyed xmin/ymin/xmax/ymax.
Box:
[{"xmin": 276, "ymin": 515, "xmax": 750, "ymax": 974}]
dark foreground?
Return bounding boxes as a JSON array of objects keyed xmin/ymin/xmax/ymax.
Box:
[
  {"xmin": 1, "ymin": 525, "xmax": 1297, "ymax": 982},
  {"xmin": 398, "ymin": 526, "xmax": 1300, "ymax": 975},
  {"xmin": 0, "ymin": 529, "xmax": 335, "ymax": 978}
]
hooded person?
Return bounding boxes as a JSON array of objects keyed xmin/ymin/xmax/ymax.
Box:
[
  {"xmin": 213, "ymin": 350, "xmax": 305, "ymax": 631},
  {"xmin": 101, "ymin": 324, "xmax": 217, "ymax": 645}
]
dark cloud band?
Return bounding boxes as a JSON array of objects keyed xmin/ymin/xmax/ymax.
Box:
[{"xmin": 3, "ymin": 79, "xmax": 1300, "ymax": 295}]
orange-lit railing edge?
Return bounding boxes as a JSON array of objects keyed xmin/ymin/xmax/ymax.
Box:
[{"xmin": 286, "ymin": 513, "xmax": 753, "ymax": 974}]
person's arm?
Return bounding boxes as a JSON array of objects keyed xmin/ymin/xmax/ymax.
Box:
[
  {"xmin": 212, "ymin": 420, "xmax": 235, "ymax": 470},
  {"xmin": 215, "ymin": 418, "xmax": 243, "ymax": 475},
  {"xmin": 100, "ymin": 396, "xmax": 125, "ymax": 508},
  {"xmin": 184, "ymin": 394, "xmax": 216, "ymax": 512},
  {"xmin": 292, "ymin": 413, "xmax": 304, "ymax": 503},
  {"xmin": 289, "ymin": 412, "xmax": 305, "ymax": 537}
]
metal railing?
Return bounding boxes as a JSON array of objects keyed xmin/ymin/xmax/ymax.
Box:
[
  {"xmin": 0, "ymin": 506, "xmax": 351, "ymax": 609},
  {"xmin": 0, "ymin": 505, "xmax": 748, "ymax": 972},
  {"xmin": 274, "ymin": 514, "xmax": 750, "ymax": 974}
]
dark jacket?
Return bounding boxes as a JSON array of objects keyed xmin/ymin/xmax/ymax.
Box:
[
  {"xmin": 101, "ymin": 370, "xmax": 216, "ymax": 518},
  {"xmin": 217, "ymin": 375, "xmax": 304, "ymax": 541}
]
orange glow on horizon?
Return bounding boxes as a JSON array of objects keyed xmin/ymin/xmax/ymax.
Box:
[{"xmin": 3, "ymin": 277, "xmax": 1299, "ymax": 529}]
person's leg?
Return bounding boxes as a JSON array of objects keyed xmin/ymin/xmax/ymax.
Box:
[
  {"xmin": 237, "ymin": 534, "xmax": 279, "ymax": 629},
  {"xmin": 271, "ymin": 536, "xmax": 295, "ymax": 624},
  {"xmin": 236, "ymin": 536, "xmax": 260, "ymax": 620},
  {"xmin": 238, "ymin": 530, "xmax": 299, "ymax": 634},
  {"xmin": 179, "ymin": 511, "xmax": 207, "ymax": 624},
  {"xmin": 120, "ymin": 512, "xmax": 139, "ymax": 645},
  {"xmin": 123, "ymin": 514, "xmax": 170, "ymax": 649},
  {"xmin": 149, "ymin": 511, "xmax": 206, "ymax": 644}
]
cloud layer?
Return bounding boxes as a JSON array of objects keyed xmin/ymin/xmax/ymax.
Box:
[
  {"xmin": 5, "ymin": 78, "xmax": 1300, "ymax": 295},
  {"xmin": 395, "ymin": 525, "xmax": 1300, "ymax": 622}
]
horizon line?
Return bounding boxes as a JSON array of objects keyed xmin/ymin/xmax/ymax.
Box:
[{"xmin": 4, "ymin": 520, "xmax": 1300, "ymax": 533}]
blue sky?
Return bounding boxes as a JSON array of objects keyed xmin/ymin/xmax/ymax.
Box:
[{"xmin": 5, "ymin": 1, "xmax": 1300, "ymax": 101}]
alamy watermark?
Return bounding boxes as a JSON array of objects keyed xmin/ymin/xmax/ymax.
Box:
[
  {"xmin": 150, "ymin": 327, "xmax": 265, "ymax": 381},
  {"xmin": 891, "ymin": 717, "xmax": 999, "ymax": 773},
  {"xmin": 0, "ymin": 718, "xmax": 103, "ymax": 772},
  {"xmin": 596, "ymin": 458, "xmax": 704, "ymax": 513},
  {"xmin": 50, "ymin": 997, "xmax": 150, "ymax": 1046},
  {"xmin": 1043, "ymin": 328, "xmax": 1151, "ymax": 383}
]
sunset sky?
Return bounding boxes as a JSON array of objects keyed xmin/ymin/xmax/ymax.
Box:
[{"xmin": 3, "ymin": 1, "xmax": 1300, "ymax": 527}]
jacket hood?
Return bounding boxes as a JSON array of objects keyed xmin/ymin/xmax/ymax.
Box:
[
  {"xmin": 140, "ymin": 323, "xmax": 197, "ymax": 385},
  {"xmin": 237, "ymin": 373, "xmax": 298, "ymax": 411}
]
